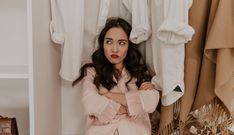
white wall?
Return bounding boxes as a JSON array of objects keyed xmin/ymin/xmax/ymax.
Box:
[
  {"xmin": 61, "ymin": 81, "xmax": 86, "ymax": 135},
  {"xmin": 32, "ymin": 0, "xmax": 62, "ymax": 134},
  {"xmin": 0, "ymin": 0, "xmax": 29, "ymax": 134},
  {"xmin": 0, "ymin": 0, "xmax": 28, "ymax": 66}
]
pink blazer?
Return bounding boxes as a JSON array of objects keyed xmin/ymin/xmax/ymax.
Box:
[{"xmin": 81, "ymin": 68, "xmax": 159, "ymax": 135}]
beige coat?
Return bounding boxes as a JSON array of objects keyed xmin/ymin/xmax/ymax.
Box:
[
  {"xmin": 192, "ymin": 0, "xmax": 234, "ymax": 113},
  {"xmin": 180, "ymin": 0, "xmax": 212, "ymax": 122},
  {"xmin": 159, "ymin": 0, "xmax": 234, "ymax": 134}
]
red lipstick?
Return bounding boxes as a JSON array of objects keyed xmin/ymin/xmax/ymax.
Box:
[{"xmin": 111, "ymin": 54, "xmax": 119, "ymax": 58}]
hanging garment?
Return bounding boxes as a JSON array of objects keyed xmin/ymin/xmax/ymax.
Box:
[
  {"xmin": 97, "ymin": 0, "xmax": 151, "ymax": 44},
  {"xmin": 179, "ymin": 0, "xmax": 211, "ymax": 123},
  {"xmin": 149, "ymin": 0, "xmax": 194, "ymax": 134},
  {"xmin": 96, "ymin": 0, "xmax": 130, "ymax": 34},
  {"xmin": 122, "ymin": 0, "xmax": 151, "ymax": 44},
  {"xmin": 148, "ymin": 1, "xmax": 174, "ymax": 133},
  {"xmin": 82, "ymin": 0, "xmax": 102, "ymax": 63},
  {"xmin": 81, "ymin": 68, "xmax": 160, "ymax": 135},
  {"xmin": 50, "ymin": 0, "xmax": 65, "ymax": 45},
  {"xmin": 61, "ymin": 1, "xmax": 102, "ymax": 135},
  {"xmin": 50, "ymin": 0, "xmax": 85, "ymax": 81},
  {"xmin": 96, "ymin": 0, "xmax": 111, "ymax": 34},
  {"xmin": 150, "ymin": 0, "xmax": 194, "ymax": 106},
  {"xmin": 192, "ymin": 0, "xmax": 234, "ymax": 112},
  {"xmin": 180, "ymin": 0, "xmax": 234, "ymax": 134}
]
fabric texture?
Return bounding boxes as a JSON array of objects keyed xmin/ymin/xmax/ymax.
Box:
[
  {"xmin": 122, "ymin": 0, "xmax": 151, "ymax": 44},
  {"xmin": 50, "ymin": 0, "xmax": 85, "ymax": 81},
  {"xmin": 81, "ymin": 68, "xmax": 159, "ymax": 135},
  {"xmin": 168, "ymin": 0, "xmax": 234, "ymax": 134},
  {"xmin": 150, "ymin": 0, "xmax": 194, "ymax": 106},
  {"xmin": 192, "ymin": 0, "xmax": 234, "ymax": 112},
  {"xmin": 97, "ymin": 0, "xmax": 151, "ymax": 44},
  {"xmin": 180, "ymin": 0, "xmax": 212, "ymax": 123},
  {"xmin": 148, "ymin": 0, "xmax": 194, "ymax": 134}
]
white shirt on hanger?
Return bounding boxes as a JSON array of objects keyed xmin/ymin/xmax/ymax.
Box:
[
  {"xmin": 150, "ymin": 0, "xmax": 195, "ymax": 106},
  {"xmin": 122, "ymin": 0, "xmax": 151, "ymax": 44},
  {"xmin": 97, "ymin": 0, "xmax": 151, "ymax": 44},
  {"xmin": 50, "ymin": 0, "xmax": 84, "ymax": 81}
]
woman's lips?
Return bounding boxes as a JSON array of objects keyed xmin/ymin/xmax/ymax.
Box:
[{"xmin": 110, "ymin": 54, "xmax": 119, "ymax": 58}]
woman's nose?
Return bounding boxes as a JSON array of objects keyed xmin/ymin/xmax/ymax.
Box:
[{"xmin": 111, "ymin": 44, "xmax": 118, "ymax": 52}]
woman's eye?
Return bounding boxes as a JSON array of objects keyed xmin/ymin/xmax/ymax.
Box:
[
  {"xmin": 105, "ymin": 40, "xmax": 112, "ymax": 44},
  {"xmin": 119, "ymin": 42, "xmax": 126, "ymax": 46}
]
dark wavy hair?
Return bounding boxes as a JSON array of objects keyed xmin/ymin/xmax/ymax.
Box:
[{"xmin": 72, "ymin": 17, "xmax": 152, "ymax": 90}]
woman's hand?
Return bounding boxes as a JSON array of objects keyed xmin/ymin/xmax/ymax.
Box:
[
  {"xmin": 139, "ymin": 82, "xmax": 155, "ymax": 90},
  {"xmin": 117, "ymin": 105, "xmax": 128, "ymax": 115}
]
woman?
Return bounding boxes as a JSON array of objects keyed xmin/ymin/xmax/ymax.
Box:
[{"xmin": 73, "ymin": 18, "xmax": 160, "ymax": 135}]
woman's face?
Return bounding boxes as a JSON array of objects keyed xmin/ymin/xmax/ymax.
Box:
[{"xmin": 103, "ymin": 27, "xmax": 129, "ymax": 70}]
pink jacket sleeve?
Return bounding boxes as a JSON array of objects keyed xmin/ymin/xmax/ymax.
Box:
[
  {"xmin": 81, "ymin": 68, "xmax": 121, "ymax": 123},
  {"xmin": 125, "ymin": 89, "xmax": 160, "ymax": 116}
]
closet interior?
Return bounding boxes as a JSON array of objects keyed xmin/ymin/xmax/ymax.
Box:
[{"xmin": 0, "ymin": 0, "xmax": 233, "ymax": 135}]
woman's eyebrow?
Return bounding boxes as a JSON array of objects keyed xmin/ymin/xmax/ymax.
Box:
[
  {"xmin": 104, "ymin": 38, "xmax": 127, "ymax": 42},
  {"xmin": 104, "ymin": 37, "xmax": 113, "ymax": 40},
  {"xmin": 118, "ymin": 39, "xmax": 128, "ymax": 42}
]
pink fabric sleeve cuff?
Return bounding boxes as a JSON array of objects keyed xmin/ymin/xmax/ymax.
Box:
[
  {"xmin": 98, "ymin": 99, "xmax": 121, "ymax": 123},
  {"xmin": 139, "ymin": 90, "xmax": 160, "ymax": 113},
  {"xmin": 125, "ymin": 90, "xmax": 144, "ymax": 116}
]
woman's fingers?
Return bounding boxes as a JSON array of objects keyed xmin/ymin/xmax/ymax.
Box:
[
  {"xmin": 141, "ymin": 85, "xmax": 154, "ymax": 90},
  {"xmin": 139, "ymin": 82, "xmax": 155, "ymax": 90},
  {"xmin": 118, "ymin": 105, "xmax": 128, "ymax": 114},
  {"xmin": 139, "ymin": 82, "xmax": 151, "ymax": 89}
]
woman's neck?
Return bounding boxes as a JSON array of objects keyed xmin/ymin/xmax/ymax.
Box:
[
  {"xmin": 114, "ymin": 63, "xmax": 124, "ymax": 73},
  {"xmin": 114, "ymin": 63, "xmax": 124, "ymax": 81}
]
